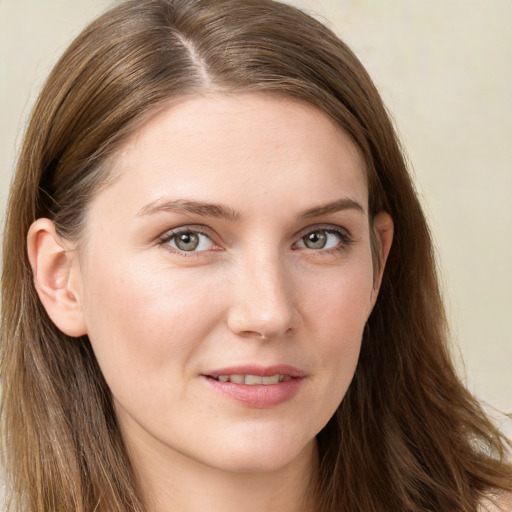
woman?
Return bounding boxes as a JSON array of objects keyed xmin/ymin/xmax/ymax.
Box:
[{"xmin": 1, "ymin": 0, "xmax": 511, "ymax": 510}]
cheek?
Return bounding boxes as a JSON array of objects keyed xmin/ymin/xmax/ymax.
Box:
[
  {"xmin": 304, "ymin": 259, "xmax": 374, "ymax": 335},
  {"xmin": 79, "ymin": 255, "xmax": 221, "ymax": 390},
  {"xmin": 301, "ymin": 262, "xmax": 373, "ymax": 393}
]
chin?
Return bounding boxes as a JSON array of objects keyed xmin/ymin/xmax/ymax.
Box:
[{"xmin": 196, "ymin": 428, "xmax": 317, "ymax": 474}]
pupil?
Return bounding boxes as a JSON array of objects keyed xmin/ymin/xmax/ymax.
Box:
[
  {"xmin": 305, "ymin": 231, "xmax": 327, "ymax": 249},
  {"xmin": 176, "ymin": 232, "xmax": 199, "ymax": 251}
]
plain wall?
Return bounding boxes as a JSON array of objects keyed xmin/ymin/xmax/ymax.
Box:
[{"xmin": 1, "ymin": 0, "xmax": 511, "ymax": 411}]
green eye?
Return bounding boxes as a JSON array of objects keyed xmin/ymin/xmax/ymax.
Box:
[
  {"xmin": 174, "ymin": 232, "xmax": 200, "ymax": 251},
  {"xmin": 303, "ymin": 231, "xmax": 328, "ymax": 249},
  {"xmin": 296, "ymin": 229, "xmax": 346, "ymax": 251},
  {"xmin": 166, "ymin": 231, "xmax": 214, "ymax": 252}
]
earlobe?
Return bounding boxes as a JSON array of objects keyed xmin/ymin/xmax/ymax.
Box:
[
  {"xmin": 370, "ymin": 211, "xmax": 394, "ymax": 301},
  {"xmin": 27, "ymin": 218, "xmax": 87, "ymax": 337}
]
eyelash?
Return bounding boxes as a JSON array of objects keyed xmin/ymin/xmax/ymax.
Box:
[
  {"xmin": 157, "ymin": 224, "xmax": 353, "ymax": 256},
  {"xmin": 294, "ymin": 225, "xmax": 354, "ymax": 254},
  {"xmin": 157, "ymin": 226, "xmax": 219, "ymax": 257}
]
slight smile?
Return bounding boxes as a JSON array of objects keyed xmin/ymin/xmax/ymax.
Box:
[
  {"xmin": 209, "ymin": 374, "xmax": 292, "ymax": 385},
  {"xmin": 202, "ymin": 365, "xmax": 305, "ymax": 408}
]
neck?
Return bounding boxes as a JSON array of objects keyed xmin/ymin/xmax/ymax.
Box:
[{"xmin": 125, "ymin": 428, "xmax": 319, "ymax": 512}]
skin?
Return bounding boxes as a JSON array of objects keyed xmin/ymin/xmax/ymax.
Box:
[{"xmin": 28, "ymin": 93, "xmax": 393, "ymax": 512}]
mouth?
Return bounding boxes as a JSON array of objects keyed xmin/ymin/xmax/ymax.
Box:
[
  {"xmin": 207, "ymin": 374, "xmax": 292, "ymax": 385},
  {"xmin": 203, "ymin": 364, "xmax": 303, "ymax": 384},
  {"xmin": 201, "ymin": 365, "xmax": 304, "ymax": 407}
]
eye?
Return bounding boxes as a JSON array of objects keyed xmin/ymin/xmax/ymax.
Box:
[
  {"xmin": 295, "ymin": 228, "xmax": 349, "ymax": 251},
  {"xmin": 163, "ymin": 230, "xmax": 215, "ymax": 252}
]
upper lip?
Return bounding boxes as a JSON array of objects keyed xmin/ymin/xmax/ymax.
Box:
[{"xmin": 203, "ymin": 364, "xmax": 304, "ymax": 378}]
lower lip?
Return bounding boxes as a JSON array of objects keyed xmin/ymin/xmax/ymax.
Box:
[{"xmin": 203, "ymin": 376, "xmax": 303, "ymax": 408}]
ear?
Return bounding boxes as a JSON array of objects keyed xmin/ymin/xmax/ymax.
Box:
[
  {"xmin": 370, "ymin": 211, "xmax": 394, "ymax": 304},
  {"xmin": 27, "ymin": 218, "xmax": 87, "ymax": 337}
]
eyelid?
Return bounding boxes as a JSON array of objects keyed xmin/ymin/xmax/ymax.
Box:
[
  {"xmin": 293, "ymin": 224, "xmax": 354, "ymax": 250},
  {"xmin": 155, "ymin": 223, "xmax": 353, "ymax": 255},
  {"xmin": 157, "ymin": 225, "xmax": 222, "ymax": 255},
  {"xmin": 295, "ymin": 223, "xmax": 353, "ymax": 239}
]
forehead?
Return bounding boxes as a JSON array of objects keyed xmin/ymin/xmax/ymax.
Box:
[{"xmin": 88, "ymin": 93, "xmax": 368, "ymax": 223}]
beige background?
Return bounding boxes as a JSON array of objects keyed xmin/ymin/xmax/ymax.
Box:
[{"xmin": 1, "ymin": 0, "xmax": 511, "ymax": 411}]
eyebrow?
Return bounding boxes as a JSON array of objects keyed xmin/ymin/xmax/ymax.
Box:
[
  {"xmin": 137, "ymin": 197, "xmax": 365, "ymax": 221},
  {"xmin": 137, "ymin": 199, "xmax": 240, "ymax": 221},
  {"xmin": 298, "ymin": 198, "xmax": 365, "ymax": 219}
]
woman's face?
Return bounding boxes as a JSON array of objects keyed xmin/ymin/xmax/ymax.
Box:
[{"xmin": 73, "ymin": 94, "xmax": 389, "ymax": 474}]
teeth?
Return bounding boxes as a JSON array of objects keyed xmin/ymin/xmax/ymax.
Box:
[
  {"xmin": 213, "ymin": 374, "xmax": 287, "ymax": 385},
  {"xmin": 261, "ymin": 375, "xmax": 280, "ymax": 385},
  {"xmin": 244, "ymin": 374, "xmax": 263, "ymax": 385}
]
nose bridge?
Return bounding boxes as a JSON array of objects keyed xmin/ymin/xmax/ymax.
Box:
[{"xmin": 227, "ymin": 245, "xmax": 297, "ymax": 339}]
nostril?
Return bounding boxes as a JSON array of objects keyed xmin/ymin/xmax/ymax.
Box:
[{"xmin": 238, "ymin": 326, "xmax": 295, "ymax": 341}]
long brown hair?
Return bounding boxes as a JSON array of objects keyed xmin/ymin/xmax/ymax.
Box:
[{"xmin": 2, "ymin": 1, "xmax": 511, "ymax": 510}]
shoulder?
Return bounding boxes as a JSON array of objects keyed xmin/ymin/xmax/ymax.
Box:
[
  {"xmin": 479, "ymin": 492, "xmax": 512, "ymax": 512},
  {"xmin": 478, "ymin": 408, "xmax": 512, "ymax": 511}
]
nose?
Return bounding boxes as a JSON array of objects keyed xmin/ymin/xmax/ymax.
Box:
[{"xmin": 226, "ymin": 251, "xmax": 299, "ymax": 340}]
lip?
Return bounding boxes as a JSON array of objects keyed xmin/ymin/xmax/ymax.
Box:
[
  {"xmin": 202, "ymin": 364, "xmax": 305, "ymax": 408},
  {"xmin": 204, "ymin": 364, "xmax": 304, "ymax": 379}
]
